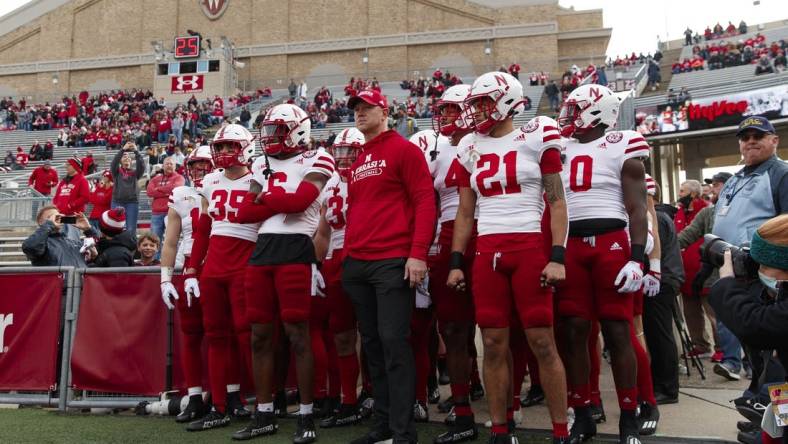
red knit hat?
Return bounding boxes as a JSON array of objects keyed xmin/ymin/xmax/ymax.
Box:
[
  {"xmin": 99, "ymin": 207, "xmax": 126, "ymax": 235},
  {"xmin": 67, "ymin": 156, "xmax": 82, "ymax": 172}
]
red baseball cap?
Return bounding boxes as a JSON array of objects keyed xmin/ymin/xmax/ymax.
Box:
[{"xmin": 348, "ymin": 89, "xmax": 388, "ymax": 110}]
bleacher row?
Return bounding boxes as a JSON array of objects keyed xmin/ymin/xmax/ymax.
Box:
[{"xmin": 678, "ymin": 25, "xmax": 788, "ymax": 61}]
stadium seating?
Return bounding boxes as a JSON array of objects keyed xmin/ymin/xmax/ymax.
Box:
[{"xmin": 678, "ymin": 25, "xmax": 788, "ymax": 61}]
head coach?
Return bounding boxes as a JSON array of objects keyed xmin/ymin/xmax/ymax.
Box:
[{"xmin": 341, "ymin": 89, "xmax": 437, "ymax": 444}]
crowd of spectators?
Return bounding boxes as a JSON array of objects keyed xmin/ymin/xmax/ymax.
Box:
[{"xmin": 672, "ymin": 35, "xmax": 787, "ymax": 75}]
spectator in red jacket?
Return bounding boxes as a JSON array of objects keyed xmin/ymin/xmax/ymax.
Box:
[
  {"xmin": 52, "ymin": 156, "xmax": 90, "ymax": 216},
  {"xmin": 81, "ymin": 150, "xmax": 97, "ymax": 176},
  {"xmin": 674, "ymin": 179, "xmax": 712, "ymax": 300},
  {"xmin": 145, "ymin": 156, "xmax": 184, "ymax": 250},
  {"xmin": 88, "ymin": 171, "xmax": 113, "ymax": 232},
  {"xmin": 107, "ymin": 129, "xmax": 122, "ymax": 150},
  {"xmin": 15, "ymin": 147, "xmax": 29, "ymax": 168},
  {"xmin": 508, "ymin": 62, "xmax": 521, "ymax": 79},
  {"xmin": 28, "ymin": 161, "xmax": 59, "ymax": 195}
]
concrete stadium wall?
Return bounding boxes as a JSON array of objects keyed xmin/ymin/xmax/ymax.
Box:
[{"xmin": 0, "ymin": 0, "xmax": 608, "ymax": 97}]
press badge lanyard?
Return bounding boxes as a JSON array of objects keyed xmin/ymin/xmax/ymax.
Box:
[{"xmin": 719, "ymin": 175, "xmax": 756, "ymax": 216}]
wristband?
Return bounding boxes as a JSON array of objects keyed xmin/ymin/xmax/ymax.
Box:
[
  {"xmin": 549, "ymin": 246, "xmax": 566, "ymax": 265},
  {"xmin": 630, "ymin": 244, "xmax": 646, "ymax": 263},
  {"xmin": 160, "ymin": 266, "xmax": 173, "ymax": 283},
  {"xmin": 449, "ymin": 251, "xmax": 465, "ymax": 270},
  {"xmin": 648, "ymin": 258, "xmax": 661, "ymax": 274}
]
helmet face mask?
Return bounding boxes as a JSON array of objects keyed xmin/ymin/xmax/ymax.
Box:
[
  {"xmin": 432, "ymin": 103, "xmax": 464, "ymax": 136},
  {"xmin": 260, "ymin": 104, "xmax": 311, "ymax": 157},
  {"xmin": 187, "ymin": 159, "xmax": 213, "ymax": 187},
  {"xmin": 211, "ymin": 140, "xmax": 246, "ymax": 169},
  {"xmin": 260, "ymin": 123, "xmax": 291, "ymax": 156},
  {"xmin": 329, "ymin": 127, "xmax": 365, "ymax": 176},
  {"xmin": 465, "ymin": 95, "xmax": 502, "ymax": 135}
]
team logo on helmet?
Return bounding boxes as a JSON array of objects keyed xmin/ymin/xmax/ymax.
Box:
[
  {"xmin": 605, "ymin": 131, "xmax": 624, "ymax": 143},
  {"xmin": 200, "ymin": 0, "xmax": 229, "ymax": 20}
]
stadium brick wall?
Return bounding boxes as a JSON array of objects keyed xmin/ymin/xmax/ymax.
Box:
[{"xmin": 0, "ymin": 0, "xmax": 608, "ymax": 96}]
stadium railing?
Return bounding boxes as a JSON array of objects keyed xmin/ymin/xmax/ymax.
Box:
[{"xmin": 0, "ymin": 188, "xmax": 49, "ymax": 227}]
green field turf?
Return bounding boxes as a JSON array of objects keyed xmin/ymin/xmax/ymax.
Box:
[{"xmin": 0, "ymin": 408, "xmax": 559, "ymax": 443}]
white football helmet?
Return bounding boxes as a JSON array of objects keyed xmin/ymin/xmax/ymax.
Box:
[
  {"xmin": 464, "ymin": 72, "xmax": 526, "ymax": 135},
  {"xmin": 186, "ymin": 145, "xmax": 214, "ymax": 187},
  {"xmin": 330, "ymin": 127, "xmax": 365, "ymax": 176},
  {"xmin": 409, "ymin": 129, "xmax": 440, "ymax": 159},
  {"xmin": 433, "ymin": 84, "xmax": 472, "ymax": 136},
  {"xmin": 558, "ymin": 84, "xmax": 621, "ymax": 138},
  {"xmin": 211, "ymin": 123, "xmax": 256, "ymax": 168},
  {"xmin": 260, "ymin": 103, "xmax": 311, "ymax": 156}
]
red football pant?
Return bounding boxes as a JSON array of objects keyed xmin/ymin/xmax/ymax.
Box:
[
  {"xmin": 245, "ymin": 264, "xmax": 312, "ymax": 324},
  {"xmin": 200, "ymin": 274, "xmax": 252, "ymax": 413}
]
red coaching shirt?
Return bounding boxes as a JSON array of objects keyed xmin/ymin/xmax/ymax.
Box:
[{"xmin": 345, "ymin": 130, "xmax": 436, "ymax": 262}]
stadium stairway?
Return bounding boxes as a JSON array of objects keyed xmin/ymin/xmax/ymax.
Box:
[
  {"xmin": 639, "ymin": 46, "xmax": 683, "ymax": 97},
  {"xmin": 0, "ymin": 226, "xmax": 34, "ymax": 266}
]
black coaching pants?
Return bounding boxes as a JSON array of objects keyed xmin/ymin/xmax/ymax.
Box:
[
  {"xmin": 342, "ymin": 256, "xmax": 416, "ymax": 443},
  {"xmin": 643, "ymin": 285, "xmax": 680, "ymax": 398}
]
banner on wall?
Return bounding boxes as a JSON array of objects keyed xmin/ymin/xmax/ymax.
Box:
[
  {"xmin": 171, "ymin": 75, "xmax": 204, "ymax": 94},
  {"xmin": 635, "ymin": 84, "xmax": 788, "ymax": 136}
]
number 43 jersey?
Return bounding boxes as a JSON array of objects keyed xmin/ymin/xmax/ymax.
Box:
[
  {"xmin": 457, "ymin": 116, "xmax": 562, "ymax": 236},
  {"xmin": 251, "ymin": 148, "xmax": 335, "ymax": 236},
  {"xmin": 200, "ymin": 170, "xmax": 260, "ymax": 242},
  {"xmin": 561, "ymin": 130, "xmax": 650, "ymax": 223}
]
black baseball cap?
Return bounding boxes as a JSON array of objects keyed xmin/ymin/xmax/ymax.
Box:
[
  {"xmin": 704, "ymin": 172, "xmax": 733, "ymax": 184},
  {"xmin": 736, "ymin": 115, "xmax": 775, "ymax": 137}
]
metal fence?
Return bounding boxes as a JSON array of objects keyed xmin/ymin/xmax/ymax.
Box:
[{"xmin": 0, "ymin": 188, "xmax": 50, "ymax": 227}]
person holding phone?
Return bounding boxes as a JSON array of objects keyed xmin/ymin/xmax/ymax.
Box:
[{"xmin": 22, "ymin": 205, "xmax": 97, "ymax": 267}]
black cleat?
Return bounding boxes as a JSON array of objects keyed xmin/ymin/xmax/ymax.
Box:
[
  {"xmin": 438, "ymin": 397, "xmax": 455, "ymax": 413},
  {"xmin": 619, "ymin": 409, "xmax": 641, "ymax": 444},
  {"xmin": 569, "ymin": 407, "xmax": 597, "ymax": 442},
  {"xmin": 488, "ymin": 433, "xmax": 519, "ymax": 443},
  {"xmin": 186, "ymin": 408, "xmax": 231, "ymax": 431},
  {"xmin": 176, "ymin": 394, "xmax": 208, "ymax": 423},
  {"xmin": 434, "ymin": 414, "xmax": 478, "ymax": 443},
  {"xmin": 319, "ymin": 403, "xmax": 361, "ymax": 428},
  {"xmin": 637, "ymin": 402, "xmax": 659, "ymax": 436},
  {"xmin": 231, "ymin": 411, "xmax": 278, "ymax": 440},
  {"xmin": 470, "ymin": 380, "xmax": 485, "ymax": 401},
  {"xmin": 520, "ymin": 385, "xmax": 545, "ymax": 407},
  {"xmin": 358, "ymin": 391, "xmax": 374, "ymax": 419},
  {"xmin": 293, "ymin": 414, "xmax": 317, "ymax": 444},
  {"xmin": 429, "ymin": 386, "xmax": 441, "ymax": 404},
  {"xmin": 737, "ymin": 430, "xmax": 759, "ymax": 444},
  {"xmin": 414, "ymin": 402, "xmax": 430, "ymax": 422},
  {"xmin": 736, "ymin": 420, "xmax": 760, "ymax": 433},
  {"xmin": 227, "ymin": 391, "xmax": 251, "ymax": 419},
  {"xmin": 590, "ymin": 401, "xmax": 606, "ymax": 424}
]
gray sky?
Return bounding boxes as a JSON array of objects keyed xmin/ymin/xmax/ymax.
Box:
[{"xmin": 1, "ymin": 0, "xmax": 787, "ymax": 58}]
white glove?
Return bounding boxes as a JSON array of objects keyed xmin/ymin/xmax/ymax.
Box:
[
  {"xmin": 183, "ymin": 277, "xmax": 200, "ymax": 307},
  {"xmin": 645, "ymin": 231, "xmax": 654, "ymax": 256},
  {"xmin": 80, "ymin": 237, "xmax": 95, "ymax": 254},
  {"xmin": 160, "ymin": 281, "xmax": 179, "ymax": 310},
  {"xmin": 642, "ymin": 272, "xmax": 661, "ymax": 297},
  {"xmin": 311, "ymin": 264, "xmax": 326, "ymax": 297},
  {"xmin": 614, "ymin": 260, "xmax": 644, "ymax": 293},
  {"xmin": 415, "ymin": 274, "xmax": 431, "ymax": 308}
]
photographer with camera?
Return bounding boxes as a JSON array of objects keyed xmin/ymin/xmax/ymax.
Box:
[
  {"xmin": 22, "ymin": 205, "xmax": 97, "ymax": 267},
  {"xmin": 707, "ymin": 215, "xmax": 788, "ymax": 444},
  {"xmin": 710, "ymin": 116, "xmax": 788, "ymax": 382}
]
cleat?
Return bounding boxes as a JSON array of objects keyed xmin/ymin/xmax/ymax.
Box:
[
  {"xmin": 589, "ymin": 401, "xmax": 606, "ymax": 424},
  {"xmin": 186, "ymin": 408, "xmax": 230, "ymax": 431},
  {"xmin": 232, "ymin": 411, "xmax": 278, "ymax": 440},
  {"xmin": 414, "ymin": 402, "xmax": 429, "ymax": 422},
  {"xmin": 319, "ymin": 403, "xmax": 361, "ymax": 428},
  {"xmin": 349, "ymin": 422, "xmax": 393, "ymax": 444},
  {"xmin": 736, "ymin": 420, "xmax": 760, "ymax": 433},
  {"xmin": 444, "ymin": 406, "xmax": 457, "ymax": 426},
  {"xmin": 637, "ymin": 402, "xmax": 659, "ymax": 435},
  {"xmin": 358, "ymin": 391, "xmax": 374, "ymax": 419},
  {"xmin": 488, "ymin": 433, "xmax": 519, "ymax": 443},
  {"xmin": 176, "ymin": 395, "xmax": 209, "ymax": 423},
  {"xmin": 293, "ymin": 414, "xmax": 317, "ymax": 444},
  {"xmin": 569, "ymin": 407, "xmax": 597, "ymax": 442},
  {"xmin": 227, "ymin": 391, "xmax": 250, "ymax": 419},
  {"xmin": 520, "ymin": 385, "xmax": 544, "ymax": 407},
  {"xmin": 619, "ymin": 409, "xmax": 641, "ymax": 444},
  {"xmin": 434, "ymin": 414, "xmax": 478, "ymax": 443}
]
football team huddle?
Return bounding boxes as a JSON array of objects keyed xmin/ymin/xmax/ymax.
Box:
[{"xmin": 158, "ymin": 71, "xmax": 661, "ymax": 444}]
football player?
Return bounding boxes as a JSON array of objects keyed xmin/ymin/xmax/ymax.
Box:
[
  {"xmin": 312, "ymin": 127, "xmax": 366, "ymax": 429},
  {"xmin": 447, "ymin": 71, "xmax": 571, "ymax": 444},
  {"xmin": 232, "ymin": 103, "xmax": 334, "ymax": 443},
  {"xmin": 556, "ymin": 84, "xmax": 650, "ymax": 444},
  {"xmin": 421, "ymin": 85, "xmax": 481, "ymax": 443},
  {"xmin": 182, "ymin": 124, "xmax": 259, "ymax": 431}
]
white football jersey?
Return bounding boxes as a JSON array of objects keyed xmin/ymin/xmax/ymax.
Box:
[
  {"xmin": 425, "ymin": 135, "xmax": 470, "ymax": 224},
  {"xmin": 167, "ymin": 185, "xmax": 201, "ymax": 257},
  {"xmin": 457, "ymin": 116, "xmax": 562, "ymax": 236},
  {"xmin": 251, "ymin": 148, "xmax": 335, "ymax": 236},
  {"xmin": 321, "ymin": 173, "xmax": 348, "ymax": 255},
  {"xmin": 200, "ymin": 170, "xmax": 260, "ymax": 242},
  {"xmin": 561, "ymin": 130, "xmax": 650, "ymax": 222}
]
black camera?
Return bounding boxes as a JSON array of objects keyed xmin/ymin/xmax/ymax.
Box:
[{"xmin": 701, "ymin": 234, "xmax": 759, "ymax": 280}]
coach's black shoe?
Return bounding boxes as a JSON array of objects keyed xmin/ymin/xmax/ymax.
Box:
[
  {"xmin": 227, "ymin": 391, "xmax": 251, "ymax": 419},
  {"xmin": 274, "ymin": 390, "xmax": 288, "ymax": 418},
  {"xmin": 471, "ymin": 380, "xmax": 485, "ymax": 401},
  {"xmin": 590, "ymin": 401, "xmax": 606, "ymax": 424},
  {"xmin": 349, "ymin": 424, "xmax": 393, "ymax": 444},
  {"xmin": 520, "ymin": 385, "xmax": 545, "ymax": 407},
  {"xmin": 319, "ymin": 403, "xmax": 361, "ymax": 428},
  {"xmin": 569, "ymin": 406, "xmax": 597, "ymax": 442},
  {"xmin": 637, "ymin": 402, "xmax": 659, "ymax": 435},
  {"xmin": 488, "ymin": 433, "xmax": 519, "ymax": 443},
  {"xmin": 232, "ymin": 411, "xmax": 278, "ymax": 440},
  {"xmin": 186, "ymin": 408, "xmax": 231, "ymax": 431},
  {"xmin": 736, "ymin": 420, "xmax": 760, "ymax": 434},
  {"xmin": 434, "ymin": 414, "xmax": 478, "ymax": 443},
  {"xmin": 619, "ymin": 409, "xmax": 641, "ymax": 444},
  {"xmin": 293, "ymin": 414, "xmax": 317, "ymax": 444},
  {"xmin": 176, "ymin": 394, "xmax": 208, "ymax": 423}
]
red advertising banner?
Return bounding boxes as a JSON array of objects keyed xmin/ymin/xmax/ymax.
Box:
[
  {"xmin": 70, "ymin": 273, "xmax": 168, "ymax": 396},
  {"xmin": 0, "ymin": 273, "xmax": 63, "ymax": 390},
  {"xmin": 171, "ymin": 75, "xmax": 204, "ymax": 94}
]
